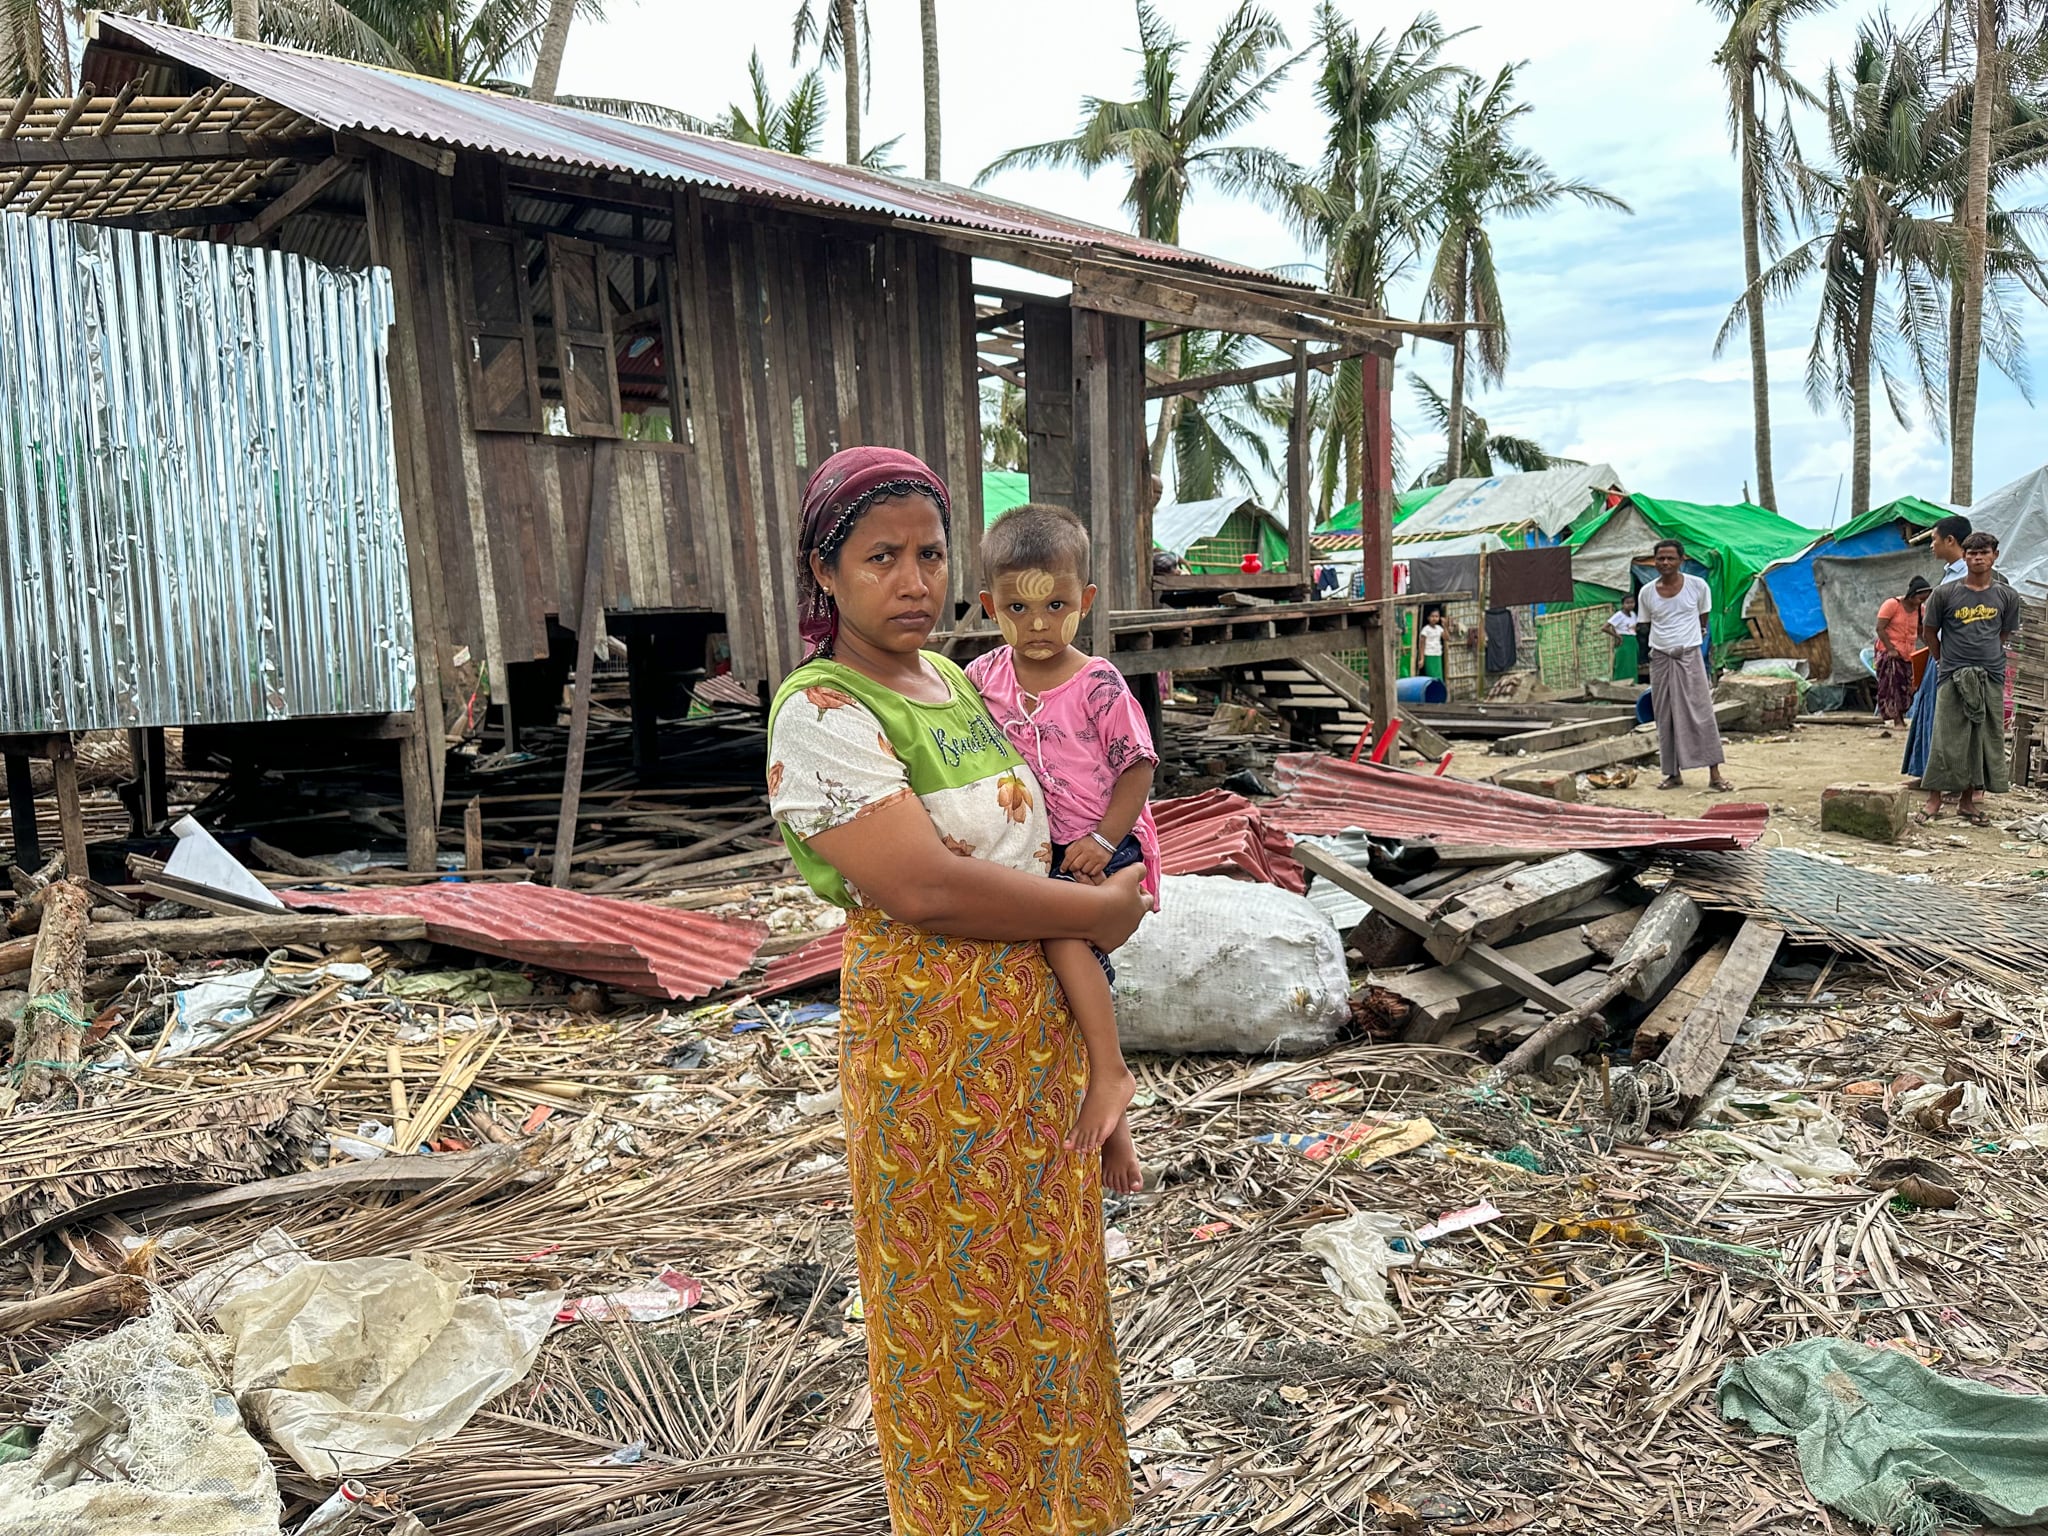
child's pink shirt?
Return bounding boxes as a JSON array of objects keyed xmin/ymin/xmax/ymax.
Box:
[{"xmin": 964, "ymin": 647, "xmax": 1162, "ymax": 907}]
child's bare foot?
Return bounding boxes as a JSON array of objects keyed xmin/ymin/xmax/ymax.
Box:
[
  {"xmin": 1065, "ymin": 1062, "xmax": 1136, "ymax": 1154},
  {"xmin": 1100, "ymin": 1117, "xmax": 1142, "ymax": 1194}
]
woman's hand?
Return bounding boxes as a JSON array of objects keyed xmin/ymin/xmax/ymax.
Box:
[{"xmin": 1090, "ymin": 866, "xmax": 1150, "ymax": 953}]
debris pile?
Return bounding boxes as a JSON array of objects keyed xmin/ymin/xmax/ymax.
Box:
[{"xmin": 4, "ymin": 739, "xmax": 2048, "ymax": 1534}]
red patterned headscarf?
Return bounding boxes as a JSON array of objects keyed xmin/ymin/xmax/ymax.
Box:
[{"xmin": 797, "ymin": 447, "xmax": 951, "ymax": 659}]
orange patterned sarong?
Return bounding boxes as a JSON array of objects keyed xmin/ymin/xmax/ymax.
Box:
[{"xmin": 839, "ymin": 906, "xmax": 1132, "ymax": 1536}]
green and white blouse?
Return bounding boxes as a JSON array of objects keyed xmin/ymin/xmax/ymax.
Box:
[{"xmin": 766, "ymin": 653, "xmax": 1053, "ymax": 909}]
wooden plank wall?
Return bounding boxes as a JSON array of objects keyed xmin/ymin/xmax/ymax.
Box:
[{"xmin": 372, "ymin": 151, "xmax": 982, "ymax": 691}]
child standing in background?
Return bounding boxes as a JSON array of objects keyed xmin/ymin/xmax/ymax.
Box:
[
  {"xmin": 1417, "ymin": 607, "xmax": 1447, "ymax": 681},
  {"xmin": 966, "ymin": 504, "xmax": 1161, "ymax": 1194}
]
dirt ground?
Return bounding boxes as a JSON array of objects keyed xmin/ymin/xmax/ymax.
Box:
[{"xmin": 1460, "ymin": 717, "xmax": 2048, "ymax": 882}]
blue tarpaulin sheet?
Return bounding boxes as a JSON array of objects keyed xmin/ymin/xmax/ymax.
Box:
[{"xmin": 1760, "ymin": 525, "xmax": 1907, "ymax": 643}]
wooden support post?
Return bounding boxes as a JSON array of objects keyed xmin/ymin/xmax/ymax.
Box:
[
  {"xmin": 1130, "ymin": 670, "xmax": 1164, "ymax": 756},
  {"xmin": 47, "ymin": 736, "xmax": 87, "ymax": 881},
  {"xmin": 3, "ymin": 752, "xmax": 37, "ymax": 872},
  {"xmin": 627, "ymin": 633, "xmax": 663, "ymax": 777},
  {"xmin": 398, "ymin": 723, "xmax": 437, "ymax": 874},
  {"xmin": 463, "ymin": 797, "xmax": 484, "ymax": 873},
  {"xmin": 551, "ymin": 439, "xmax": 616, "ymax": 888},
  {"xmin": 14, "ymin": 878, "xmax": 89, "ymax": 1101},
  {"xmin": 1287, "ymin": 340, "xmax": 1310, "ymax": 593},
  {"xmin": 1072, "ymin": 306, "xmax": 1121, "ymax": 657},
  {"xmin": 1360, "ymin": 350, "xmax": 1398, "ymax": 731},
  {"xmin": 124, "ymin": 726, "xmax": 169, "ymax": 834}
]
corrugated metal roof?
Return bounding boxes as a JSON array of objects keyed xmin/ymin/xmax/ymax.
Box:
[
  {"xmin": 1264, "ymin": 753, "xmax": 1769, "ymax": 852},
  {"xmin": 1152, "ymin": 790, "xmax": 1306, "ymax": 892},
  {"xmin": 758, "ymin": 929, "xmax": 846, "ymax": 998},
  {"xmin": 0, "ymin": 209, "xmax": 413, "ymax": 733},
  {"xmin": 278, "ymin": 883, "xmax": 768, "ymax": 999},
  {"xmin": 91, "ymin": 15, "xmax": 1290, "ymax": 286}
]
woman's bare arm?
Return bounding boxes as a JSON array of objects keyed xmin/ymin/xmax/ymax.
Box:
[{"xmin": 806, "ymin": 796, "xmax": 1148, "ymax": 950}]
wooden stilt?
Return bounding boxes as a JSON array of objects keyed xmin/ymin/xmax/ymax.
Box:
[
  {"xmin": 551, "ymin": 439, "xmax": 616, "ymax": 889},
  {"xmin": 48, "ymin": 737, "xmax": 88, "ymax": 882},
  {"xmin": 463, "ymin": 797, "xmax": 483, "ymax": 873},
  {"xmin": 398, "ymin": 721, "xmax": 437, "ymax": 874},
  {"xmin": 3, "ymin": 753, "xmax": 37, "ymax": 872},
  {"xmin": 15, "ymin": 878, "xmax": 89, "ymax": 1101}
]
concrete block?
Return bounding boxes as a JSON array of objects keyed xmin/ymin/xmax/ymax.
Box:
[
  {"xmin": 1714, "ymin": 673, "xmax": 1801, "ymax": 732},
  {"xmin": 1821, "ymin": 781, "xmax": 1911, "ymax": 844},
  {"xmin": 1498, "ymin": 770, "xmax": 1579, "ymax": 803}
]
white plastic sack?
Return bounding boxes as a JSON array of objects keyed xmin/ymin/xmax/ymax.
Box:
[
  {"xmin": 217, "ymin": 1256, "xmax": 561, "ymax": 1478},
  {"xmin": 1111, "ymin": 875, "xmax": 1349, "ymax": 1055},
  {"xmin": 0, "ymin": 1308, "xmax": 280, "ymax": 1536},
  {"xmin": 1301, "ymin": 1211, "xmax": 1412, "ymax": 1335}
]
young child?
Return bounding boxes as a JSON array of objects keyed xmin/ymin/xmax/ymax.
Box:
[
  {"xmin": 1417, "ymin": 607, "xmax": 1447, "ymax": 681},
  {"xmin": 965, "ymin": 504, "xmax": 1161, "ymax": 1194}
]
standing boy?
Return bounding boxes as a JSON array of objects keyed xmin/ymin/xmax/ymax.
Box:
[{"xmin": 1917, "ymin": 532, "xmax": 2021, "ymax": 826}]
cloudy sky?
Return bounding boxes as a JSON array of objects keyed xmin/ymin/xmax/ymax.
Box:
[{"xmin": 562, "ymin": 0, "xmax": 2046, "ymax": 528}]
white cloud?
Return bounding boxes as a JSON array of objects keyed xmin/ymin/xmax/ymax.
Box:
[{"xmin": 563, "ymin": 0, "xmax": 2044, "ymax": 519}]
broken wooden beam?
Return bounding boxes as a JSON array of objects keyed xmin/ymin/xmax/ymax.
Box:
[
  {"xmin": 1480, "ymin": 731, "xmax": 1655, "ymax": 782},
  {"xmin": 1490, "ymin": 940, "xmax": 1671, "ymax": 1081},
  {"xmin": 1607, "ymin": 887, "xmax": 1701, "ymax": 1003},
  {"xmin": 1490, "ymin": 713, "xmax": 1643, "ymax": 756},
  {"xmin": 1632, "ymin": 938, "xmax": 1730, "ymax": 1056},
  {"xmin": 13, "ymin": 878, "xmax": 90, "ymax": 1100},
  {"xmin": 1654, "ymin": 919, "xmax": 1784, "ymax": 1121},
  {"xmin": 1426, "ymin": 853, "xmax": 1624, "ymax": 965},
  {"xmin": 0, "ymin": 912, "xmax": 428, "ymax": 979}
]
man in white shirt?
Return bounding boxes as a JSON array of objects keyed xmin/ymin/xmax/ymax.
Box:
[{"xmin": 1639, "ymin": 538, "xmax": 1734, "ymax": 791}]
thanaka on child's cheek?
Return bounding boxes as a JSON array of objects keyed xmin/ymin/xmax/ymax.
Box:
[{"xmin": 982, "ymin": 568, "xmax": 1093, "ymax": 657}]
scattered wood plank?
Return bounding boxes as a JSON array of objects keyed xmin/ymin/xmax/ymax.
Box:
[
  {"xmin": 1491, "ymin": 940, "xmax": 1671, "ymax": 1081},
  {"xmin": 1350, "ymin": 861, "xmax": 1528, "ymax": 968},
  {"xmin": 1480, "ymin": 731, "xmax": 1655, "ymax": 782},
  {"xmin": 1368, "ymin": 926, "xmax": 1602, "ymax": 1041},
  {"xmin": 139, "ymin": 1143, "xmax": 538, "ymax": 1227},
  {"xmin": 1632, "ymin": 939, "xmax": 1730, "ymax": 1055},
  {"xmin": 0, "ymin": 913, "xmax": 428, "ymax": 979},
  {"xmin": 1490, "ymin": 713, "xmax": 1643, "ymax": 756},
  {"xmin": 1655, "ymin": 920, "xmax": 1784, "ymax": 1121},
  {"xmin": 1426, "ymin": 853, "xmax": 1623, "ymax": 965},
  {"xmin": 1608, "ymin": 888, "xmax": 1702, "ymax": 1003}
]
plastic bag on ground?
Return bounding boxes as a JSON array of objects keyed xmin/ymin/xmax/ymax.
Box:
[
  {"xmin": 1300, "ymin": 1211, "xmax": 1412, "ymax": 1335},
  {"xmin": 1112, "ymin": 875, "xmax": 1349, "ymax": 1055},
  {"xmin": 0, "ymin": 1307, "xmax": 280, "ymax": 1536},
  {"xmin": 216, "ymin": 1256, "xmax": 560, "ymax": 1478},
  {"xmin": 1720, "ymin": 1337, "xmax": 2048, "ymax": 1533}
]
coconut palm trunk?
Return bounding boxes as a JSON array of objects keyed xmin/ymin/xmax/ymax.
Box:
[
  {"xmin": 1950, "ymin": 0, "xmax": 1995, "ymax": 504},
  {"xmin": 839, "ymin": 0, "xmax": 860, "ymax": 163},
  {"xmin": 1851, "ymin": 254, "xmax": 1878, "ymax": 515},
  {"xmin": 231, "ymin": 0, "xmax": 259, "ymax": 41},
  {"xmin": 1737, "ymin": 72, "xmax": 1778, "ymax": 509},
  {"xmin": 920, "ymin": 0, "xmax": 940, "ymax": 179},
  {"xmin": 1445, "ymin": 242, "xmax": 1469, "ymax": 481},
  {"xmin": 530, "ymin": 0, "xmax": 578, "ymax": 101}
]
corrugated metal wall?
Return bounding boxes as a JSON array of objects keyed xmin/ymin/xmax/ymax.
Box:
[{"xmin": 0, "ymin": 211, "xmax": 413, "ymax": 734}]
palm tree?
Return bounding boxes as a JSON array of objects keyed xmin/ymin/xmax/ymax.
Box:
[
  {"xmin": 920, "ymin": 0, "xmax": 940, "ymax": 180},
  {"xmin": 977, "ymin": 1, "xmax": 1300, "ymax": 471},
  {"xmin": 726, "ymin": 49, "xmax": 901, "ymax": 168},
  {"xmin": 1424, "ymin": 66, "xmax": 1629, "ymax": 482},
  {"xmin": 1733, "ymin": 19, "xmax": 1958, "ymax": 515},
  {"xmin": 1161, "ymin": 330, "xmax": 1286, "ymax": 501},
  {"xmin": 1407, "ymin": 372, "xmax": 1578, "ymax": 484},
  {"xmin": 981, "ymin": 379, "xmax": 1027, "ymax": 471},
  {"xmin": 0, "ymin": 0, "xmax": 71, "ymax": 93},
  {"xmin": 1286, "ymin": 4, "xmax": 1468, "ymax": 514},
  {"xmin": 528, "ymin": 0, "xmax": 576, "ymax": 100},
  {"xmin": 791, "ymin": 0, "xmax": 865, "ymax": 164},
  {"xmin": 1701, "ymin": 0, "xmax": 1834, "ymax": 514}
]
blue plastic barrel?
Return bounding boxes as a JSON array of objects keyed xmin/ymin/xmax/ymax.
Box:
[
  {"xmin": 1395, "ymin": 675, "xmax": 1448, "ymax": 705},
  {"xmin": 1636, "ymin": 688, "xmax": 1655, "ymax": 724}
]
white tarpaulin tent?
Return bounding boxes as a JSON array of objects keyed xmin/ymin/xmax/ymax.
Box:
[
  {"xmin": 1151, "ymin": 494, "xmax": 1286, "ymax": 558},
  {"xmin": 1970, "ymin": 466, "xmax": 2048, "ymax": 597},
  {"xmin": 1396, "ymin": 464, "xmax": 1624, "ymax": 542}
]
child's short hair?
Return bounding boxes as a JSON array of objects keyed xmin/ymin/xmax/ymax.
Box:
[
  {"xmin": 983, "ymin": 502, "xmax": 1091, "ymax": 581},
  {"xmin": 1962, "ymin": 530, "xmax": 2000, "ymax": 553}
]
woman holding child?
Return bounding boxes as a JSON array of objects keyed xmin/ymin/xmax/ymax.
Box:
[{"xmin": 765, "ymin": 446, "xmax": 1148, "ymax": 1536}]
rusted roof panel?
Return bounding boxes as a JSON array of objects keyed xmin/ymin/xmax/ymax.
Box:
[
  {"xmin": 91, "ymin": 16, "xmax": 1288, "ymax": 284},
  {"xmin": 1153, "ymin": 791, "xmax": 1306, "ymax": 892},
  {"xmin": 278, "ymin": 883, "xmax": 767, "ymax": 1000},
  {"xmin": 758, "ymin": 929, "xmax": 847, "ymax": 998},
  {"xmin": 1265, "ymin": 754, "xmax": 1769, "ymax": 852}
]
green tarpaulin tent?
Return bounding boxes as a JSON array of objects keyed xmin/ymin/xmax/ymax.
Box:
[
  {"xmin": 1317, "ymin": 486, "xmax": 1443, "ymax": 535},
  {"xmin": 1565, "ymin": 494, "xmax": 1819, "ymax": 650},
  {"xmin": 1827, "ymin": 494, "xmax": 1950, "ymax": 544},
  {"xmin": 983, "ymin": 469, "xmax": 1031, "ymax": 522}
]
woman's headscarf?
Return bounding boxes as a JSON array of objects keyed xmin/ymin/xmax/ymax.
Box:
[{"xmin": 797, "ymin": 446, "xmax": 952, "ymax": 659}]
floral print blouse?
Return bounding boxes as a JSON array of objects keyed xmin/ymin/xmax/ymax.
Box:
[{"xmin": 766, "ymin": 653, "xmax": 1053, "ymax": 910}]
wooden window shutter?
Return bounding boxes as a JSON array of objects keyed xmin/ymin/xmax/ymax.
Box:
[
  {"xmin": 547, "ymin": 235, "xmax": 622, "ymax": 438},
  {"xmin": 455, "ymin": 225, "xmax": 543, "ymax": 433}
]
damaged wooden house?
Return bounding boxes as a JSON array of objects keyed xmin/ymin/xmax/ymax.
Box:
[{"xmin": 2, "ymin": 15, "xmax": 1450, "ymax": 875}]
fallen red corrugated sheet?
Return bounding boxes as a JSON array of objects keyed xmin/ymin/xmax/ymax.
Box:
[
  {"xmin": 279, "ymin": 883, "xmax": 769, "ymax": 1000},
  {"xmin": 758, "ymin": 929, "xmax": 847, "ymax": 998},
  {"xmin": 1152, "ymin": 791, "xmax": 1306, "ymax": 893},
  {"xmin": 1264, "ymin": 753, "xmax": 1769, "ymax": 852}
]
